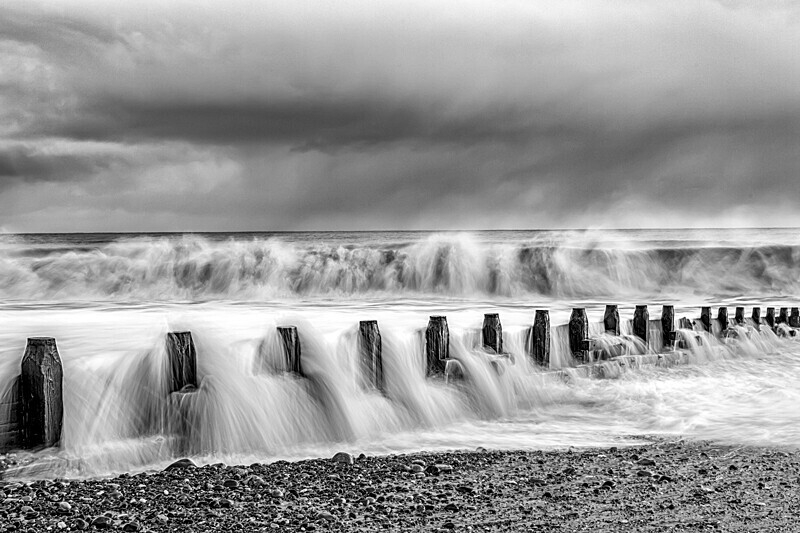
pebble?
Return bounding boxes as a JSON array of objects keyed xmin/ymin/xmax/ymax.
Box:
[
  {"xmin": 57, "ymin": 501, "xmax": 72, "ymax": 514},
  {"xmin": 165, "ymin": 458, "xmax": 197, "ymax": 471},
  {"xmin": 122, "ymin": 522, "xmax": 141, "ymax": 532},
  {"xmin": 91, "ymin": 515, "xmax": 112, "ymax": 529},
  {"xmin": 637, "ymin": 470, "xmax": 653, "ymax": 477},
  {"xmin": 223, "ymin": 479, "xmax": 239, "ymax": 488},
  {"xmin": 73, "ymin": 518, "xmax": 88, "ymax": 530},
  {"xmin": 637, "ymin": 458, "xmax": 656, "ymax": 466}
]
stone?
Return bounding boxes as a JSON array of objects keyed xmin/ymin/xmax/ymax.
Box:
[
  {"xmin": 122, "ymin": 522, "xmax": 141, "ymax": 532},
  {"xmin": 332, "ymin": 452, "xmax": 354, "ymax": 465},
  {"xmin": 223, "ymin": 479, "xmax": 239, "ymax": 488},
  {"xmin": 57, "ymin": 501, "xmax": 72, "ymax": 514},
  {"xmin": 73, "ymin": 518, "xmax": 88, "ymax": 530},
  {"xmin": 91, "ymin": 515, "xmax": 113, "ymax": 529}
]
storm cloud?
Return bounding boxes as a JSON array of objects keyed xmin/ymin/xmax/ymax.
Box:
[{"xmin": 1, "ymin": 0, "xmax": 799, "ymax": 231}]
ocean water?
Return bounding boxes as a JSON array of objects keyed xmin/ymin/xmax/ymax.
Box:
[{"xmin": 0, "ymin": 228, "xmax": 799, "ymax": 479}]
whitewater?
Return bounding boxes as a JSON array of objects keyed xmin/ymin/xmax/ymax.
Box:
[{"xmin": 1, "ymin": 228, "xmax": 799, "ymax": 479}]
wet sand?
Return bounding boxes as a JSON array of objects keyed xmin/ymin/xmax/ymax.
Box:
[{"xmin": 2, "ymin": 437, "xmax": 799, "ymax": 532}]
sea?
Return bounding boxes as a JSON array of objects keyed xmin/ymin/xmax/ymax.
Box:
[{"xmin": 1, "ymin": 228, "xmax": 799, "ymax": 479}]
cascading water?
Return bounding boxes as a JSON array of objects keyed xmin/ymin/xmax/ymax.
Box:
[{"xmin": 1, "ymin": 229, "xmax": 800, "ymax": 480}]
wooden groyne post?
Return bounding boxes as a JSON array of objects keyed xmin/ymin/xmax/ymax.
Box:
[
  {"xmin": 778, "ymin": 308, "xmax": 789, "ymax": 325},
  {"xmin": 426, "ymin": 316, "xmax": 449, "ymax": 376},
  {"xmin": 661, "ymin": 305, "xmax": 674, "ymax": 350},
  {"xmin": 603, "ymin": 305, "xmax": 620, "ymax": 335},
  {"xmin": 752, "ymin": 307, "xmax": 762, "ymax": 328},
  {"xmin": 633, "ymin": 305, "xmax": 649, "ymax": 345},
  {"xmin": 766, "ymin": 307, "xmax": 776, "ymax": 328},
  {"xmin": 482, "ymin": 313, "xmax": 503, "ymax": 354},
  {"xmin": 531, "ymin": 310, "xmax": 550, "ymax": 367},
  {"xmin": 166, "ymin": 332, "xmax": 198, "ymax": 393},
  {"xmin": 21, "ymin": 338, "xmax": 64, "ymax": 449},
  {"xmin": 700, "ymin": 307, "xmax": 712, "ymax": 332},
  {"xmin": 717, "ymin": 307, "xmax": 729, "ymax": 330},
  {"xmin": 277, "ymin": 326, "xmax": 302, "ymax": 375},
  {"xmin": 568, "ymin": 308, "xmax": 590, "ymax": 361},
  {"xmin": 790, "ymin": 308, "xmax": 800, "ymax": 328},
  {"xmin": 359, "ymin": 320, "xmax": 383, "ymax": 391},
  {"xmin": 735, "ymin": 307, "xmax": 745, "ymax": 325}
]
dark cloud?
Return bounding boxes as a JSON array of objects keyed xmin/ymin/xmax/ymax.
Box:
[{"xmin": 0, "ymin": 0, "xmax": 799, "ymax": 231}]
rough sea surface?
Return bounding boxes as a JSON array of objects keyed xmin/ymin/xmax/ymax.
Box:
[{"xmin": 0, "ymin": 229, "xmax": 798, "ymax": 479}]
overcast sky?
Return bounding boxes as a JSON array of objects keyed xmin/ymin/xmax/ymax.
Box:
[{"xmin": 1, "ymin": 0, "xmax": 799, "ymax": 232}]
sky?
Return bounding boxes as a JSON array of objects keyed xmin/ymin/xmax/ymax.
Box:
[{"xmin": 1, "ymin": 0, "xmax": 799, "ymax": 232}]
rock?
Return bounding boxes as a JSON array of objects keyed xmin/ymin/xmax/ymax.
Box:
[
  {"xmin": 444, "ymin": 503, "xmax": 459, "ymax": 511},
  {"xmin": 443, "ymin": 522, "xmax": 456, "ymax": 529},
  {"xmin": 411, "ymin": 464, "xmax": 425, "ymax": 473},
  {"xmin": 637, "ymin": 458, "xmax": 656, "ymax": 466},
  {"xmin": 91, "ymin": 515, "xmax": 112, "ymax": 529},
  {"xmin": 165, "ymin": 458, "xmax": 197, "ymax": 471},
  {"xmin": 332, "ymin": 452, "xmax": 354, "ymax": 465},
  {"xmin": 637, "ymin": 470, "xmax": 653, "ymax": 477},
  {"xmin": 122, "ymin": 522, "xmax": 141, "ymax": 532},
  {"xmin": 156, "ymin": 514, "xmax": 169, "ymax": 524},
  {"xmin": 219, "ymin": 499, "xmax": 233, "ymax": 508},
  {"xmin": 57, "ymin": 521, "xmax": 67, "ymax": 530},
  {"xmin": 73, "ymin": 518, "xmax": 88, "ymax": 530},
  {"xmin": 57, "ymin": 501, "xmax": 72, "ymax": 514},
  {"xmin": 318, "ymin": 511, "xmax": 335, "ymax": 520},
  {"xmin": 223, "ymin": 479, "xmax": 239, "ymax": 488},
  {"xmin": 601, "ymin": 480, "xmax": 615, "ymax": 489},
  {"xmin": 426, "ymin": 464, "xmax": 453, "ymax": 475}
]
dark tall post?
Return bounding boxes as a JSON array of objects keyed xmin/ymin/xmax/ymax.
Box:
[
  {"xmin": 766, "ymin": 307, "xmax": 776, "ymax": 328},
  {"xmin": 359, "ymin": 320, "xmax": 383, "ymax": 391},
  {"xmin": 752, "ymin": 307, "xmax": 762, "ymax": 327},
  {"xmin": 790, "ymin": 308, "xmax": 800, "ymax": 328},
  {"xmin": 20, "ymin": 338, "xmax": 63, "ymax": 449},
  {"xmin": 700, "ymin": 307, "xmax": 712, "ymax": 332},
  {"xmin": 277, "ymin": 326, "xmax": 302, "ymax": 375},
  {"xmin": 426, "ymin": 316, "xmax": 449, "ymax": 376},
  {"xmin": 678, "ymin": 317, "xmax": 693, "ymax": 330},
  {"xmin": 603, "ymin": 305, "xmax": 620, "ymax": 335},
  {"xmin": 482, "ymin": 313, "xmax": 503, "ymax": 354},
  {"xmin": 735, "ymin": 307, "xmax": 745, "ymax": 325},
  {"xmin": 661, "ymin": 305, "xmax": 674, "ymax": 350},
  {"xmin": 531, "ymin": 310, "xmax": 550, "ymax": 367},
  {"xmin": 717, "ymin": 307, "xmax": 729, "ymax": 329},
  {"xmin": 633, "ymin": 305, "xmax": 649, "ymax": 345},
  {"xmin": 778, "ymin": 308, "xmax": 789, "ymax": 325},
  {"xmin": 166, "ymin": 332, "xmax": 198, "ymax": 393},
  {"xmin": 568, "ymin": 308, "xmax": 588, "ymax": 360}
]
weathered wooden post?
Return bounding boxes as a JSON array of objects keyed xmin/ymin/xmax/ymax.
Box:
[
  {"xmin": 633, "ymin": 305, "xmax": 649, "ymax": 345},
  {"xmin": 277, "ymin": 326, "xmax": 302, "ymax": 375},
  {"xmin": 700, "ymin": 307, "xmax": 712, "ymax": 332},
  {"xmin": 717, "ymin": 307, "xmax": 729, "ymax": 329},
  {"xmin": 678, "ymin": 317, "xmax": 693, "ymax": 330},
  {"xmin": 426, "ymin": 316, "xmax": 449, "ymax": 376},
  {"xmin": 0, "ymin": 377, "xmax": 22, "ymax": 451},
  {"xmin": 766, "ymin": 307, "xmax": 776, "ymax": 328},
  {"xmin": 735, "ymin": 307, "xmax": 745, "ymax": 325},
  {"xmin": 166, "ymin": 332, "xmax": 198, "ymax": 393},
  {"xmin": 603, "ymin": 305, "xmax": 620, "ymax": 335},
  {"xmin": 359, "ymin": 320, "xmax": 383, "ymax": 391},
  {"xmin": 661, "ymin": 305, "xmax": 674, "ymax": 350},
  {"xmin": 778, "ymin": 308, "xmax": 789, "ymax": 325},
  {"xmin": 20, "ymin": 338, "xmax": 63, "ymax": 449},
  {"xmin": 531, "ymin": 310, "xmax": 550, "ymax": 367},
  {"xmin": 568, "ymin": 308, "xmax": 588, "ymax": 361},
  {"xmin": 482, "ymin": 313, "xmax": 503, "ymax": 354},
  {"xmin": 752, "ymin": 307, "xmax": 761, "ymax": 328},
  {"xmin": 790, "ymin": 308, "xmax": 800, "ymax": 328}
]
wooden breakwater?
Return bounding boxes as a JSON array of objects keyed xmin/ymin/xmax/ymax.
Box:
[{"xmin": 1, "ymin": 303, "xmax": 796, "ymax": 453}]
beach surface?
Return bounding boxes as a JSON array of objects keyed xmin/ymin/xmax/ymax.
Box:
[{"xmin": 2, "ymin": 437, "xmax": 799, "ymax": 532}]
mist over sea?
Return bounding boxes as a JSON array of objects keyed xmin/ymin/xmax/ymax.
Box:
[{"xmin": 1, "ymin": 228, "xmax": 799, "ymax": 479}]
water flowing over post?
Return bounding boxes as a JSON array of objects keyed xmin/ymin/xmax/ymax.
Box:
[
  {"xmin": 633, "ymin": 305, "xmax": 649, "ymax": 345},
  {"xmin": 482, "ymin": 313, "xmax": 503, "ymax": 354},
  {"xmin": 790, "ymin": 308, "xmax": 800, "ymax": 328},
  {"xmin": 778, "ymin": 308, "xmax": 789, "ymax": 325},
  {"xmin": 277, "ymin": 327, "xmax": 302, "ymax": 375},
  {"xmin": 700, "ymin": 307, "xmax": 712, "ymax": 332},
  {"xmin": 717, "ymin": 307, "xmax": 729, "ymax": 330},
  {"xmin": 531, "ymin": 310, "xmax": 550, "ymax": 368},
  {"xmin": 425, "ymin": 316, "xmax": 449, "ymax": 376},
  {"xmin": 166, "ymin": 332, "xmax": 198, "ymax": 393},
  {"xmin": 766, "ymin": 307, "xmax": 776, "ymax": 328},
  {"xmin": 568, "ymin": 308, "xmax": 589, "ymax": 361},
  {"xmin": 735, "ymin": 307, "xmax": 745, "ymax": 325},
  {"xmin": 21, "ymin": 338, "xmax": 63, "ymax": 449},
  {"xmin": 603, "ymin": 305, "xmax": 620, "ymax": 335},
  {"xmin": 661, "ymin": 305, "xmax": 674, "ymax": 350},
  {"xmin": 752, "ymin": 307, "xmax": 762, "ymax": 328},
  {"xmin": 678, "ymin": 317, "xmax": 692, "ymax": 330},
  {"xmin": 359, "ymin": 320, "xmax": 383, "ymax": 391}
]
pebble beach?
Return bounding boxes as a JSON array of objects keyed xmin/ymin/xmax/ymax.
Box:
[{"xmin": 2, "ymin": 437, "xmax": 799, "ymax": 532}]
